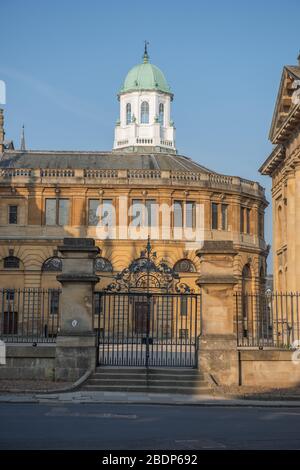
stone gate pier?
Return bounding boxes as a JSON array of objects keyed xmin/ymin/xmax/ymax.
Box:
[
  {"xmin": 196, "ymin": 241, "xmax": 239, "ymax": 385},
  {"xmin": 55, "ymin": 238, "xmax": 100, "ymax": 381}
]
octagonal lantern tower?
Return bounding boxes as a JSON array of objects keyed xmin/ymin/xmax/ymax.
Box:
[{"xmin": 113, "ymin": 44, "xmax": 176, "ymax": 153}]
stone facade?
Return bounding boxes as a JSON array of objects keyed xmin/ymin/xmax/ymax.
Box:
[
  {"xmin": 0, "ymin": 51, "xmax": 268, "ymax": 296},
  {"xmin": 260, "ymin": 55, "xmax": 300, "ymax": 291},
  {"xmin": 0, "ymin": 148, "xmax": 268, "ymax": 295}
]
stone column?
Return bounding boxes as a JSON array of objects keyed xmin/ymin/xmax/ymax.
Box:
[
  {"xmin": 196, "ymin": 241, "xmax": 239, "ymax": 385},
  {"xmin": 294, "ymin": 165, "xmax": 300, "ymax": 290},
  {"xmin": 55, "ymin": 238, "xmax": 100, "ymax": 381},
  {"xmin": 286, "ymin": 170, "xmax": 296, "ymax": 291}
]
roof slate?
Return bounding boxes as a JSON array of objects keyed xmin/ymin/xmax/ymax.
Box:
[{"xmin": 0, "ymin": 151, "xmax": 214, "ymax": 173}]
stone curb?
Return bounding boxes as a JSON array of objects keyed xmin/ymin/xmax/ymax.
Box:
[{"xmin": 1, "ymin": 392, "xmax": 300, "ymax": 408}]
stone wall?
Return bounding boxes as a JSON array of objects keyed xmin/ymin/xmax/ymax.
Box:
[
  {"xmin": 0, "ymin": 344, "xmax": 55, "ymax": 380},
  {"xmin": 239, "ymin": 350, "xmax": 300, "ymax": 387},
  {"xmin": 2, "ymin": 343, "xmax": 300, "ymax": 390},
  {"xmin": 199, "ymin": 340, "xmax": 300, "ymax": 388}
]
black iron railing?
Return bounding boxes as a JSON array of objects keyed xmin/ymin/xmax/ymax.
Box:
[
  {"xmin": 0, "ymin": 288, "xmax": 61, "ymax": 343},
  {"xmin": 235, "ymin": 292, "xmax": 300, "ymax": 348}
]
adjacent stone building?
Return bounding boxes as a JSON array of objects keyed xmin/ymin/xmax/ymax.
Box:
[{"xmin": 260, "ymin": 54, "xmax": 300, "ymax": 292}]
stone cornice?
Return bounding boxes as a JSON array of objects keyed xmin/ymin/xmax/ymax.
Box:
[
  {"xmin": 57, "ymin": 273, "xmax": 100, "ymax": 283},
  {"xmin": 196, "ymin": 240, "xmax": 238, "ymax": 256},
  {"xmin": 268, "ymin": 146, "xmax": 300, "ymax": 187},
  {"xmin": 272, "ymin": 102, "xmax": 300, "ymax": 145},
  {"xmin": 196, "ymin": 275, "xmax": 238, "ymax": 285},
  {"xmin": 259, "ymin": 144, "xmax": 286, "ymax": 176}
]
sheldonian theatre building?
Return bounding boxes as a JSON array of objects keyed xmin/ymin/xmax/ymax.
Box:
[{"xmin": 0, "ymin": 47, "xmax": 274, "ymax": 388}]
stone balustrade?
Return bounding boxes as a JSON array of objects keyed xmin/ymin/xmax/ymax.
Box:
[
  {"xmin": 0, "ymin": 166, "xmax": 265, "ymax": 197},
  {"xmin": 0, "ymin": 168, "xmax": 32, "ymax": 177},
  {"xmin": 41, "ymin": 169, "xmax": 75, "ymax": 177},
  {"xmin": 127, "ymin": 169, "xmax": 161, "ymax": 179},
  {"xmin": 84, "ymin": 169, "xmax": 118, "ymax": 178},
  {"xmin": 209, "ymin": 173, "xmax": 233, "ymax": 185}
]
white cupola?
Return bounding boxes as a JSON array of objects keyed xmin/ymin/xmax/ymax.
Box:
[{"xmin": 113, "ymin": 44, "xmax": 176, "ymax": 153}]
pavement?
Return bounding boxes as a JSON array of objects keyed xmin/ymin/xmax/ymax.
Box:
[{"xmin": 1, "ymin": 390, "xmax": 300, "ymax": 407}]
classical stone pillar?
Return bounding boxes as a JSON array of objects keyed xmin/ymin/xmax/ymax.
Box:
[
  {"xmin": 294, "ymin": 165, "xmax": 300, "ymax": 290},
  {"xmin": 286, "ymin": 170, "xmax": 296, "ymax": 291},
  {"xmin": 55, "ymin": 238, "xmax": 100, "ymax": 381},
  {"xmin": 196, "ymin": 241, "xmax": 239, "ymax": 385}
]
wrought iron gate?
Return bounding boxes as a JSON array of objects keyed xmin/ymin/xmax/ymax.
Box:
[{"xmin": 94, "ymin": 292, "xmax": 201, "ymax": 368}]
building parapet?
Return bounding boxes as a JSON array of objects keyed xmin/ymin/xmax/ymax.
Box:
[{"xmin": 0, "ymin": 167, "xmax": 265, "ymax": 198}]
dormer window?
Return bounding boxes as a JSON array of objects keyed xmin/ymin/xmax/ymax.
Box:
[
  {"xmin": 141, "ymin": 101, "xmax": 149, "ymax": 124},
  {"xmin": 126, "ymin": 103, "xmax": 131, "ymax": 125}
]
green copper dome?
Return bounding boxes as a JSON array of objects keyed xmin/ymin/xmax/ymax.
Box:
[{"xmin": 119, "ymin": 50, "xmax": 172, "ymax": 96}]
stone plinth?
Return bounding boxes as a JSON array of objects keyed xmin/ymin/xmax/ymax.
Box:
[
  {"xmin": 198, "ymin": 335, "xmax": 239, "ymax": 386},
  {"xmin": 55, "ymin": 238, "xmax": 100, "ymax": 381}
]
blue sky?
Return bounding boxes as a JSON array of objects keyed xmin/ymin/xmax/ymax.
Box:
[{"xmin": 1, "ymin": 0, "xmax": 300, "ymax": 272}]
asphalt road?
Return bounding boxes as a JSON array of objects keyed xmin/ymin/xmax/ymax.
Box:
[{"xmin": 1, "ymin": 403, "xmax": 300, "ymax": 450}]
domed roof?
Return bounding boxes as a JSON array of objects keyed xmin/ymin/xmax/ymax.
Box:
[{"xmin": 119, "ymin": 50, "xmax": 172, "ymax": 96}]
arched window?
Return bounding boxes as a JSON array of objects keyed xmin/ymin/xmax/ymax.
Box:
[
  {"xmin": 95, "ymin": 257, "xmax": 113, "ymax": 272},
  {"xmin": 141, "ymin": 101, "xmax": 149, "ymax": 124},
  {"xmin": 174, "ymin": 259, "xmax": 196, "ymax": 273},
  {"xmin": 42, "ymin": 257, "xmax": 62, "ymax": 272},
  {"xmin": 3, "ymin": 256, "xmax": 20, "ymax": 269},
  {"xmin": 158, "ymin": 103, "xmax": 164, "ymax": 125},
  {"xmin": 126, "ymin": 103, "xmax": 131, "ymax": 125},
  {"xmin": 242, "ymin": 264, "xmax": 252, "ymax": 291}
]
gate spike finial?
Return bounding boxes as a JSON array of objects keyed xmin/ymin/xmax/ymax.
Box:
[{"xmin": 146, "ymin": 235, "xmax": 151, "ymax": 255}]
